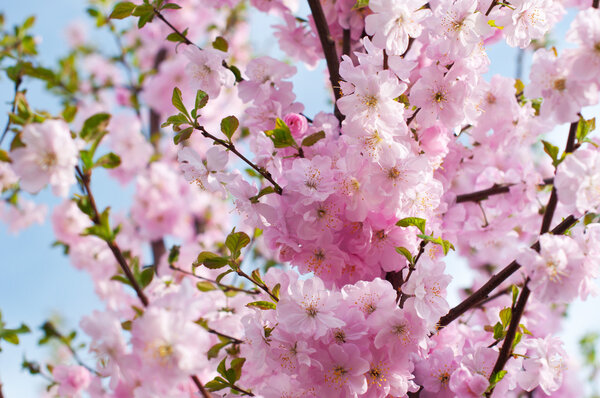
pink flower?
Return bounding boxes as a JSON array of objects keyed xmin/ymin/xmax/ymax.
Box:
[
  {"xmin": 403, "ymin": 257, "xmax": 452, "ymax": 324},
  {"xmin": 285, "ymin": 155, "xmax": 336, "ymax": 206},
  {"xmin": 283, "ymin": 113, "xmax": 308, "ymax": 138},
  {"xmin": 0, "ymin": 198, "xmax": 47, "ymax": 234},
  {"xmin": 410, "ymin": 66, "xmax": 467, "ymax": 128},
  {"xmin": 183, "ymin": 46, "xmax": 234, "ymax": 98},
  {"xmin": 565, "ymin": 8, "xmax": 600, "ymax": 82},
  {"xmin": 53, "ymin": 365, "xmax": 91, "ymax": 397},
  {"xmin": 11, "ymin": 120, "xmax": 78, "ymax": 197},
  {"xmin": 51, "ymin": 200, "xmax": 92, "ymax": 245},
  {"xmin": 518, "ymin": 234, "xmax": 584, "ymax": 303},
  {"xmin": 365, "ymin": 0, "xmax": 429, "ymax": 55},
  {"xmin": 277, "ymin": 277, "xmax": 345, "ymax": 339},
  {"xmin": 0, "ymin": 162, "xmax": 18, "ymax": 191},
  {"xmin": 517, "ymin": 336, "xmax": 567, "ymax": 395},
  {"xmin": 178, "ymin": 146, "xmax": 231, "ymax": 197},
  {"xmin": 555, "ymin": 147, "xmax": 600, "ymax": 215},
  {"xmin": 318, "ymin": 344, "xmax": 370, "ymax": 396},
  {"xmin": 497, "ymin": 0, "xmax": 562, "ymax": 48},
  {"xmin": 414, "ymin": 348, "xmax": 458, "ymax": 397},
  {"xmin": 449, "ymin": 346, "xmax": 497, "ymax": 398}
]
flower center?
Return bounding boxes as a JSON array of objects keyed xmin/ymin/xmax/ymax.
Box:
[{"xmin": 553, "ymin": 78, "xmax": 566, "ymax": 91}]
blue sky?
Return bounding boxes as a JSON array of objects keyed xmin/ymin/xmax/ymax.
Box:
[{"xmin": 0, "ymin": 1, "xmax": 598, "ymax": 396}]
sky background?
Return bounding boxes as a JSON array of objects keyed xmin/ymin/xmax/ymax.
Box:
[{"xmin": 0, "ymin": 1, "xmax": 598, "ymax": 396}]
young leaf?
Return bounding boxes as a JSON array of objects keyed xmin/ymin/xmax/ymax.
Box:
[
  {"xmin": 225, "ymin": 230, "xmax": 251, "ymax": 259},
  {"xmin": 246, "ymin": 301, "xmax": 276, "ymax": 310},
  {"xmin": 541, "ymin": 140, "xmax": 559, "ymax": 166},
  {"xmin": 301, "ymin": 131, "xmax": 326, "ymax": 147},
  {"xmin": 109, "ymin": 2, "xmax": 136, "ymax": 19},
  {"xmin": 220, "ymin": 116, "xmax": 239, "ymax": 140},
  {"xmin": 499, "ymin": 307, "xmax": 512, "ymax": 328},
  {"xmin": 395, "ymin": 247, "xmax": 413, "ymax": 264},
  {"xmin": 95, "ymin": 152, "xmax": 121, "ymax": 169},
  {"xmin": 171, "ymin": 87, "xmax": 190, "ymax": 119},
  {"xmin": 173, "ymin": 127, "xmax": 194, "ymax": 145},
  {"xmin": 195, "ymin": 90, "xmax": 209, "ymax": 110},
  {"xmin": 212, "ymin": 36, "xmax": 229, "ymax": 52},
  {"xmin": 396, "ymin": 217, "xmax": 426, "ymax": 234},
  {"xmin": 194, "ymin": 252, "xmax": 229, "ymax": 269}
]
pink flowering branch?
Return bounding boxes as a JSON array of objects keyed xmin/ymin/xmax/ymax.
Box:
[
  {"xmin": 307, "ymin": 0, "xmax": 344, "ymax": 123},
  {"xmin": 438, "ymin": 214, "xmax": 578, "ymax": 329},
  {"xmin": 486, "ymin": 120, "xmax": 579, "ymax": 391},
  {"xmin": 0, "ymin": 76, "xmax": 22, "ymax": 145},
  {"xmin": 75, "ymin": 166, "xmax": 212, "ymax": 398},
  {"xmin": 455, "ymin": 178, "xmax": 554, "ymax": 204},
  {"xmin": 169, "ymin": 264, "xmax": 260, "ymax": 295},
  {"xmin": 192, "ymin": 123, "xmax": 283, "ymax": 194}
]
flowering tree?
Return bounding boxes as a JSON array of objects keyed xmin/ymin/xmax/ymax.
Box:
[{"xmin": 1, "ymin": 0, "xmax": 600, "ymax": 396}]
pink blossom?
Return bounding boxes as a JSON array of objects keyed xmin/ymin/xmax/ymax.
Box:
[
  {"xmin": 555, "ymin": 147, "xmax": 600, "ymax": 214},
  {"xmin": 53, "ymin": 365, "xmax": 91, "ymax": 397},
  {"xmin": 497, "ymin": 0, "xmax": 560, "ymax": 48},
  {"xmin": 403, "ymin": 257, "xmax": 452, "ymax": 324},
  {"xmin": 517, "ymin": 336, "xmax": 567, "ymax": 395},
  {"xmin": 178, "ymin": 146, "xmax": 231, "ymax": 197},
  {"xmin": 11, "ymin": 120, "xmax": 78, "ymax": 197},
  {"xmin": 0, "ymin": 198, "xmax": 47, "ymax": 234},
  {"xmin": 283, "ymin": 113, "xmax": 308, "ymax": 138},
  {"xmin": 183, "ymin": 46, "xmax": 234, "ymax": 98},
  {"xmin": 365, "ymin": 0, "xmax": 430, "ymax": 56},
  {"xmin": 0, "ymin": 162, "xmax": 18, "ymax": 191},
  {"xmin": 414, "ymin": 348, "xmax": 457, "ymax": 397}
]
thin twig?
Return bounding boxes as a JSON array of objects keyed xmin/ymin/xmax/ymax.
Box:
[
  {"xmin": 437, "ymin": 215, "xmax": 577, "ymax": 328},
  {"xmin": 0, "ymin": 76, "xmax": 22, "ymax": 145},
  {"xmin": 455, "ymin": 178, "xmax": 554, "ymax": 204},
  {"xmin": 307, "ymin": 0, "xmax": 344, "ymax": 123},
  {"xmin": 41, "ymin": 321, "xmax": 99, "ymax": 375},
  {"xmin": 169, "ymin": 265, "xmax": 260, "ymax": 295},
  {"xmin": 194, "ymin": 124, "xmax": 283, "ymax": 194}
]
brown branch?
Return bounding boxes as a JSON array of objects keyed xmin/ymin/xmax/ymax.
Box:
[
  {"xmin": 235, "ymin": 268, "xmax": 279, "ymax": 303},
  {"xmin": 76, "ymin": 166, "xmax": 150, "ymax": 307},
  {"xmin": 486, "ymin": 120, "xmax": 580, "ymax": 394},
  {"xmin": 406, "ymin": 108, "xmax": 420, "ymax": 126},
  {"xmin": 594, "ymin": 0, "xmax": 599, "ymax": 9},
  {"xmin": 485, "ymin": 0, "xmax": 498, "ymax": 15},
  {"xmin": 40, "ymin": 321, "xmax": 99, "ymax": 375},
  {"xmin": 169, "ymin": 265, "xmax": 260, "ymax": 295},
  {"xmin": 486, "ymin": 282, "xmax": 530, "ymax": 396},
  {"xmin": 307, "ymin": 0, "xmax": 344, "ymax": 123},
  {"xmin": 342, "ymin": 29, "xmax": 351, "ymax": 57},
  {"xmin": 455, "ymin": 178, "xmax": 554, "ymax": 204},
  {"xmin": 194, "ymin": 124, "xmax": 283, "ymax": 194},
  {"xmin": 206, "ymin": 327, "xmax": 244, "ymax": 345},
  {"xmin": 76, "ymin": 166, "xmax": 212, "ymax": 397},
  {"xmin": 0, "ymin": 76, "xmax": 22, "ymax": 145},
  {"xmin": 437, "ymin": 215, "xmax": 577, "ymax": 328}
]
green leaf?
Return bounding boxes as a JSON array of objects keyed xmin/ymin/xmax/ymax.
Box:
[
  {"xmin": 228, "ymin": 64, "xmax": 243, "ymax": 83},
  {"xmin": 251, "ymin": 269, "xmax": 264, "ymax": 285},
  {"xmin": 207, "ymin": 341, "xmax": 229, "ymax": 359},
  {"xmin": 95, "ymin": 152, "xmax": 121, "ymax": 169},
  {"xmin": 195, "ymin": 90, "xmax": 209, "ymax": 110},
  {"xmin": 488, "ymin": 370, "xmax": 507, "ymax": 391},
  {"xmin": 512, "ymin": 332, "xmax": 523, "ymax": 349},
  {"xmin": 352, "ymin": 0, "xmax": 369, "ymax": 9},
  {"xmin": 161, "ymin": 3, "xmax": 182, "ymax": 9},
  {"xmin": 396, "ymin": 217, "xmax": 426, "ymax": 234},
  {"xmin": 110, "ymin": 2, "xmax": 136, "ymax": 19},
  {"xmin": 499, "ymin": 307, "xmax": 512, "ymax": 328},
  {"xmin": 62, "ymin": 105, "xmax": 77, "ymax": 123},
  {"xmin": 196, "ymin": 281, "xmax": 216, "ymax": 292},
  {"xmin": 171, "ymin": 87, "xmax": 189, "ymax": 119},
  {"xmin": 162, "ymin": 113, "xmax": 189, "ymax": 128},
  {"xmin": 230, "ymin": 357, "xmax": 246, "ymax": 382},
  {"xmin": 225, "ymin": 230, "xmax": 251, "ymax": 259},
  {"xmin": 212, "ymin": 36, "xmax": 228, "ymax": 52},
  {"xmin": 511, "ymin": 285, "xmax": 519, "ymax": 307},
  {"xmin": 132, "ymin": 4, "xmax": 153, "ymax": 16},
  {"xmin": 246, "ymin": 301, "xmax": 276, "ymax": 310},
  {"xmin": 0, "ymin": 149, "xmax": 11, "ymax": 163},
  {"xmin": 217, "ymin": 358, "xmax": 227, "ymax": 377},
  {"xmin": 81, "ymin": 113, "xmax": 110, "ymax": 141},
  {"xmin": 541, "ymin": 140, "xmax": 560, "ymax": 166},
  {"xmin": 216, "ymin": 269, "xmax": 233, "ymax": 283},
  {"xmin": 272, "ymin": 283, "xmax": 281, "ymax": 300},
  {"xmin": 264, "ymin": 118, "xmax": 297, "ymax": 148},
  {"xmin": 576, "ymin": 115, "xmax": 596, "ymax": 143},
  {"xmin": 220, "ymin": 116, "xmax": 239, "ymax": 140},
  {"xmin": 2, "ymin": 333, "xmax": 19, "ymax": 345},
  {"xmin": 168, "ymin": 245, "xmax": 180, "ymax": 266},
  {"xmin": 205, "ymin": 378, "xmax": 229, "ymax": 391},
  {"xmin": 249, "ymin": 186, "xmax": 276, "ymax": 203},
  {"xmin": 194, "ymin": 252, "xmax": 229, "ymax": 269},
  {"xmin": 416, "ymin": 234, "xmax": 455, "ymax": 255},
  {"xmin": 493, "ymin": 322, "xmax": 505, "ymax": 340},
  {"xmin": 174, "ymin": 127, "xmax": 194, "ymax": 145},
  {"xmin": 139, "ymin": 268, "xmax": 154, "ymax": 288},
  {"xmin": 301, "ymin": 131, "xmax": 326, "ymax": 147},
  {"xmin": 395, "ymin": 247, "xmax": 413, "ymax": 264}
]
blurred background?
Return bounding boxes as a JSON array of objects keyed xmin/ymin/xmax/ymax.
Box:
[{"xmin": 0, "ymin": 1, "xmax": 598, "ymax": 396}]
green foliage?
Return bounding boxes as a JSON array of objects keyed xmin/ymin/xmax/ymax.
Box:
[
  {"xmin": 264, "ymin": 118, "xmax": 298, "ymax": 149},
  {"xmin": 212, "ymin": 36, "xmax": 229, "ymax": 52},
  {"xmin": 82, "ymin": 207, "xmax": 120, "ymax": 242},
  {"xmin": 416, "ymin": 234, "xmax": 455, "ymax": 255},
  {"xmin": 205, "ymin": 357, "xmax": 249, "ymax": 395},
  {"xmin": 396, "ymin": 217, "xmax": 426, "ymax": 234},
  {"xmin": 225, "ymin": 229, "xmax": 251, "ymax": 260},
  {"xmin": 0, "ymin": 311, "xmax": 30, "ymax": 350},
  {"xmin": 246, "ymin": 301, "xmax": 276, "ymax": 310},
  {"xmin": 220, "ymin": 116, "xmax": 239, "ymax": 140},
  {"xmin": 395, "ymin": 247, "xmax": 414, "ymax": 265},
  {"xmin": 301, "ymin": 131, "xmax": 326, "ymax": 147}
]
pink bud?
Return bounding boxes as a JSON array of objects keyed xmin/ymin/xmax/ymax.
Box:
[{"xmin": 283, "ymin": 113, "xmax": 308, "ymax": 138}]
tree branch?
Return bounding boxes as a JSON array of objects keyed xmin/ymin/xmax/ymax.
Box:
[
  {"xmin": 455, "ymin": 178, "xmax": 554, "ymax": 204},
  {"xmin": 437, "ymin": 215, "xmax": 577, "ymax": 328},
  {"xmin": 193, "ymin": 123, "xmax": 283, "ymax": 194},
  {"xmin": 169, "ymin": 264, "xmax": 260, "ymax": 295},
  {"xmin": 307, "ymin": 0, "xmax": 344, "ymax": 123},
  {"xmin": 0, "ymin": 76, "xmax": 22, "ymax": 145}
]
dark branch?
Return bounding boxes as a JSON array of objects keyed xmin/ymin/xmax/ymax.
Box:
[
  {"xmin": 0, "ymin": 76, "xmax": 22, "ymax": 145},
  {"xmin": 307, "ymin": 0, "xmax": 344, "ymax": 123},
  {"xmin": 437, "ymin": 215, "xmax": 577, "ymax": 328}
]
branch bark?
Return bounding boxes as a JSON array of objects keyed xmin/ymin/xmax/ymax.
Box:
[{"xmin": 307, "ymin": 0, "xmax": 344, "ymax": 123}]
